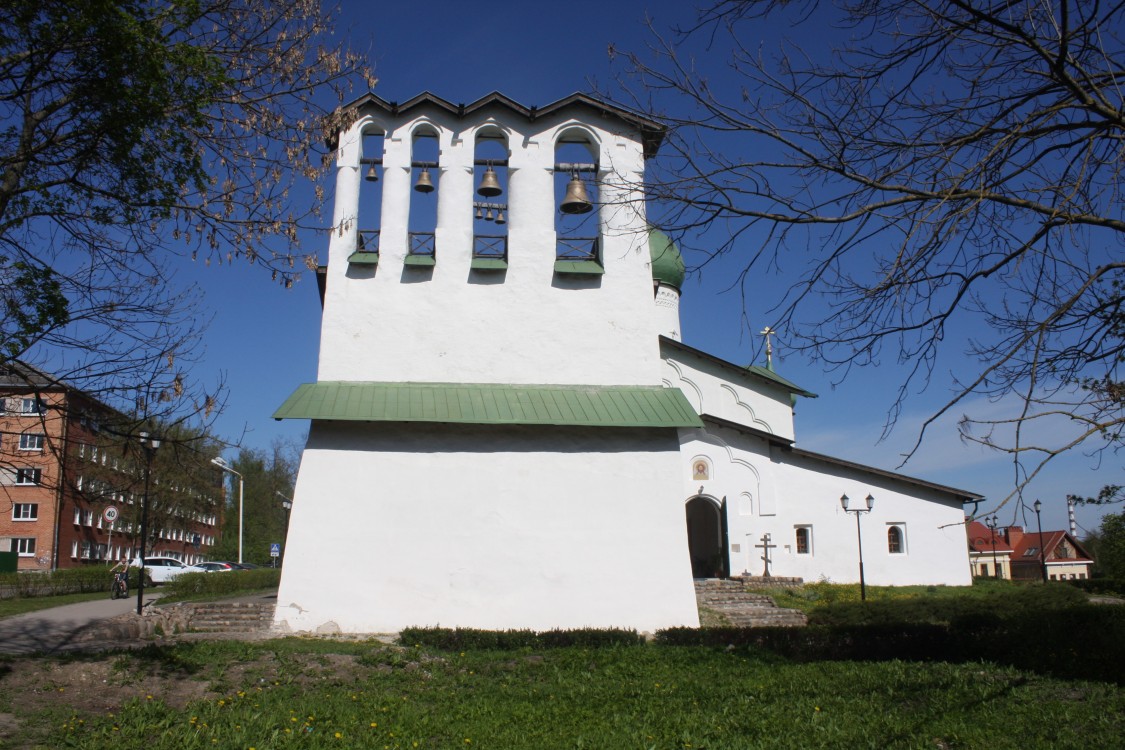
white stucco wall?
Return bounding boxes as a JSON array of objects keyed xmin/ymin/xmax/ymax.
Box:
[
  {"xmin": 680, "ymin": 423, "xmax": 973, "ymax": 586},
  {"xmin": 275, "ymin": 422, "xmax": 700, "ymax": 633},
  {"xmin": 317, "ymin": 104, "xmax": 663, "ymax": 387},
  {"xmin": 662, "ymin": 351, "xmax": 797, "ymax": 441}
]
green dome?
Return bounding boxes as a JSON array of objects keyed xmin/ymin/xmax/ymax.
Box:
[{"xmin": 649, "ymin": 228, "xmax": 685, "ymax": 290}]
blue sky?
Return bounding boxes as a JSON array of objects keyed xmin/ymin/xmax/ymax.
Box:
[{"xmin": 172, "ymin": 0, "xmax": 1118, "ymax": 536}]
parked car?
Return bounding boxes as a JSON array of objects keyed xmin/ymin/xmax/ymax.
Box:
[
  {"xmin": 188, "ymin": 561, "xmax": 236, "ymax": 573},
  {"xmin": 129, "ymin": 556, "xmax": 188, "ymax": 584}
]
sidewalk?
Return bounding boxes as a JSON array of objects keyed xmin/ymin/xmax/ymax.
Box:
[{"xmin": 0, "ymin": 594, "xmax": 162, "ymax": 655}]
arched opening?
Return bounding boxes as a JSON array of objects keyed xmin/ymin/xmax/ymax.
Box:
[
  {"xmin": 471, "ymin": 126, "xmax": 509, "ymax": 268},
  {"xmin": 407, "ymin": 124, "xmax": 439, "ymax": 265},
  {"xmin": 356, "ymin": 128, "xmax": 385, "ymax": 261},
  {"xmin": 685, "ymin": 496, "xmax": 728, "ymax": 578},
  {"xmin": 554, "ymin": 131, "xmax": 600, "ymax": 271}
]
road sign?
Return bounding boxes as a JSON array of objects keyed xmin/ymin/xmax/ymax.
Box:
[
  {"xmin": 103, "ymin": 506, "xmax": 119, "ymax": 524},
  {"xmin": 270, "ymin": 543, "xmax": 281, "ymax": 558}
]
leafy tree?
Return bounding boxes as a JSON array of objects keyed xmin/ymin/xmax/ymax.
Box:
[
  {"xmin": 210, "ymin": 441, "xmax": 297, "ymax": 565},
  {"xmin": 1092, "ymin": 511, "xmax": 1125, "ymax": 578},
  {"xmin": 611, "ymin": 0, "xmax": 1123, "ymax": 505},
  {"xmin": 0, "ymin": 0, "xmax": 370, "ymax": 421}
]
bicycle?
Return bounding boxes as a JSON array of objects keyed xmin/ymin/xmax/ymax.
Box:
[{"xmin": 110, "ymin": 571, "xmax": 129, "ymax": 600}]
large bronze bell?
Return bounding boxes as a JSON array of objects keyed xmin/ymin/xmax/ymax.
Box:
[
  {"xmin": 364, "ymin": 163, "xmax": 379, "ymax": 182},
  {"xmin": 559, "ymin": 174, "xmax": 593, "ymax": 214},
  {"xmin": 476, "ymin": 166, "xmax": 503, "ymax": 197},
  {"xmin": 414, "ymin": 169, "xmax": 434, "ymax": 193}
]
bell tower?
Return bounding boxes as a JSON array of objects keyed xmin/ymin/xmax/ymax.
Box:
[{"xmin": 274, "ymin": 93, "xmax": 702, "ymax": 634}]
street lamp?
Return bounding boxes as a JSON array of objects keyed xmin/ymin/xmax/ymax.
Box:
[
  {"xmin": 985, "ymin": 514, "xmax": 1000, "ymax": 579},
  {"xmin": 840, "ymin": 493, "xmax": 875, "ymax": 601},
  {"xmin": 211, "ymin": 457, "xmax": 244, "ymax": 564},
  {"xmin": 137, "ymin": 431, "xmax": 160, "ymax": 616},
  {"xmin": 275, "ymin": 491, "xmax": 293, "ymax": 568},
  {"xmin": 1033, "ymin": 499, "xmax": 1048, "ymax": 583}
]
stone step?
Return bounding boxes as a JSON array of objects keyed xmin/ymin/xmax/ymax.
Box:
[{"xmin": 694, "ymin": 578, "xmax": 807, "ymax": 629}]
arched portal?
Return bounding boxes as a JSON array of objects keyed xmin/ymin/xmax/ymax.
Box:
[{"xmin": 685, "ymin": 496, "xmax": 729, "ymax": 578}]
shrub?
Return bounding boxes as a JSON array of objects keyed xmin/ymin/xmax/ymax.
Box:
[
  {"xmin": 0, "ymin": 566, "xmax": 150, "ymax": 598},
  {"xmin": 656, "ymin": 605, "xmax": 1125, "ymax": 684},
  {"xmin": 807, "ymin": 583, "xmax": 1086, "ymax": 626},
  {"xmin": 1068, "ymin": 577, "xmax": 1125, "ymax": 597},
  {"xmin": 398, "ymin": 627, "xmax": 644, "ymax": 650},
  {"xmin": 160, "ymin": 568, "xmax": 280, "ymax": 600}
]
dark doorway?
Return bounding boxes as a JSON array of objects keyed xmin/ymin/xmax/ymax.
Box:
[{"xmin": 685, "ymin": 496, "xmax": 729, "ymax": 578}]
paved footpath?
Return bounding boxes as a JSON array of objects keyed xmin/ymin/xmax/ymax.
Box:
[{"xmin": 0, "ymin": 594, "xmax": 161, "ymax": 656}]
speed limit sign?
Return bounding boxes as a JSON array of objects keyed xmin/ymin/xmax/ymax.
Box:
[{"xmin": 103, "ymin": 506, "xmax": 119, "ymax": 524}]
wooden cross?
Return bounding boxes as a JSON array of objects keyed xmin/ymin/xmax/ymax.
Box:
[{"xmin": 755, "ymin": 532, "xmax": 776, "ymax": 577}]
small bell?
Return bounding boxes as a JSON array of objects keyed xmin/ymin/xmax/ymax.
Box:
[
  {"xmin": 560, "ymin": 174, "xmax": 593, "ymax": 214},
  {"xmin": 485, "ymin": 208, "xmax": 494, "ymax": 221},
  {"xmin": 476, "ymin": 166, "xmax": 502, "ymax": 197},
  {"xmin": 495, "ymin": 210, "xmax": 506, "ymax": 225},
  {"xmin": 365, "ymin": 163, "xmax": 379, "ymax": 182},
  {"xmin": 475, "ymin": 206, "xmax": 483, "ymax": 220},
  {"xmin": 414, "ymin": 169, "xmax": 434, "ymax": 193}
]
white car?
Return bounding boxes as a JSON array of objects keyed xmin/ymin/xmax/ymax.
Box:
[{"xmin": 129, "ymin": 556, "xmax": 188, "ymax": 584}]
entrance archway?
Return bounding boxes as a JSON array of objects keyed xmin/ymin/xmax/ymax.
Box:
[{"xmin": 685, "ymin": 496, "xmax": 729, "ymax": 578}]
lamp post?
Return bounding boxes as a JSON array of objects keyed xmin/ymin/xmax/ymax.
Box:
[
  {"xmin": 985, "ymin": 514, "xmax": 1000, "ymax": 579},
  {"xmin": 1033, "ymin": 499, "xmax": 1048, "ymax": 583},
  {"xmin": 211, "ymin": 457, "xmax": 244, "ymax": 564},
  {"xmin": 840, "ymin": 493, "xmax": 875, "ymax": 601},
  {"xmin": 137, "ymin": 431, "xmax": 160, "ymax": 616},
  {"xmin": 275, "ymin": 491, "xmax": 292, "ymax": 568}
]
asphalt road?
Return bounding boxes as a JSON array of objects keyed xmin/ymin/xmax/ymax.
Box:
[{"xmin": 0, "ymin": 592, "xmax": 159, "ymax": 655}]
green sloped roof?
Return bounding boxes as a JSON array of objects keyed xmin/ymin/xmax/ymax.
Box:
[{"xmin": 273, "ymin": 382, "xmax": 703, "ymax": 428}]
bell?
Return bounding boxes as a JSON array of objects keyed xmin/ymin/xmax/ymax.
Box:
[
  {"xmin": 495, "ymin": 210, "xmax": 506, "ymax": 225},
  {"xmin": 475, "ymin": 206, "xmax": 483, "ymax": 220},
  {"xmin": 414, "ymin": 169, "xmax": 434, "ymax": 193},
  {"xmin": 476, "ymin": 166, "xmax": 502, "ymax": 197},
  {"xmin": 485, "ymin": 208, "xmax": 494, "ymax": 221},
  {"xmin": 559, "ymin": 175, "xmax": 593, "ymax": 214},
  {"xmin": 364, "ymin": 164, "xmax": 378, "ymax": 182}
]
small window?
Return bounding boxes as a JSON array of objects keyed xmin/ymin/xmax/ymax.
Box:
[
  {"xmin": 980, "ymin": 563, "xmax": 989, "ymax": 576},
  {"xmin": 14, "ymin": 537, "xmax": 36, "ymax": 556},
  {"xmin": 1023, "ymin": 547, "xmax": 1039, "ymax": 557},
  {"xmin": 13, "ymin": 503, "xmax": 38, "ymax": 521},
  {"xmin": 20, "ymin": 398, "xmax": 46, "ymax": 415},
  {"xmin": 80, "ymin": 540, "xmax": 91, "ymax": 559},
  {"xmin": 887, "ymin": 525, "xmax": 905, "ymax": 554},
  {"xmin": 15, "ymin": 468, "xmax": 42, "ymax": 485},
  {"xmin": 795, "ymin": 526, "xmax": 811, "ymax": 555},
  {"xmin": 19, "ymin": 433, "xmax": 44, "ymax": 451}
]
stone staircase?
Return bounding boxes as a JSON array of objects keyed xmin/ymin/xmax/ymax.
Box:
[
  {"xmin": 694, "ymin": 579, "xmax": 808, "ymax": 628},
  {"xmin": 181, "ymin": 601, "xmax": 276, "ymax": 633}
]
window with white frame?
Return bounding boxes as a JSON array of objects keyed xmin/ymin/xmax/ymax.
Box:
[
  {"xmin": 19, "ymin": 433, "xmax": 44, "ymax": 451},
  {"xmin": 15, "ymin": 468, "xmax": 42, "ymax": 485},
  {"xmin": 71, "ymin": 540, "xmax": 78, "ymax": 557},
  {"xmin": 82, "ymin": 509, "xmax": 94, "ymax": 526},
  {"xmin": 795, "ymin": 526, "xmax": 812, "ymax": 555},
  {"xmin": 80, "ymin": 540, "xmax": 91, "ymax": 559},
  {"xmin": 14, "ymin": 537, "xmax": 36, "ymax": 556},
  {"xmin": 20, "ymin": 398, "xmax": 46, "ymax": 415},
  {"xmin": 887, "ymin": 524, "xmax": 907, "ymax": 554},
  {"xmin": 12, "ymin": 503, "xmax": 38, "ymax": 521}
]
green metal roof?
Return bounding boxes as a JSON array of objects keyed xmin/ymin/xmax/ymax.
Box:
[
  {"xmin": 273, "ymin": 382, "xmax": 703, "ymax": 428},
  {"xmin": 554, "ymin": 260, "xmax": 605, "ymax": 275}
]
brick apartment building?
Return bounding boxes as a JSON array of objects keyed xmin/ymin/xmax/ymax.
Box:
[{"xmin": 0, "ymin": 361, "xmax": 222, "ymax": 571}]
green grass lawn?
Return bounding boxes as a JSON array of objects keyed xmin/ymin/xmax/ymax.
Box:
[{"xmin": 2, "ymin": 639, "xmax": 1120, "ymax": 749}]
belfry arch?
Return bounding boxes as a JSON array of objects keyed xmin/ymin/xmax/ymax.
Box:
[{"xmin": 685, "ymin": 495, "xmax": 729, "ymax": 579}]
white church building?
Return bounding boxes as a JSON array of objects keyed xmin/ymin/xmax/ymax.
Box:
[{"xmin": 272, "ymin": 91, "xmax": 979, "ymax": 634}]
